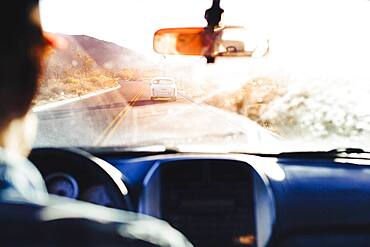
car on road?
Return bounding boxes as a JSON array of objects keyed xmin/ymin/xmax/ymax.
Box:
[{"xmin": 150, "ymin": 77, "xmax": 177, "ymax": 101}]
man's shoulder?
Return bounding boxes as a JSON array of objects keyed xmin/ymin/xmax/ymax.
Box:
[{"xmin": 0, "ymin": 149, "xmax": 48, "ymax": 203}]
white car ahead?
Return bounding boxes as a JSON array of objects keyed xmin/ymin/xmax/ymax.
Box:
[{"xmin": 150, "ymin": 77, "xmax": 177, "ymax": 101}]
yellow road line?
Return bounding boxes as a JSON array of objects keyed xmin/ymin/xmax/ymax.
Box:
[
  {"xmin": 101, "ymin": 91, "xmax": 144, "ymax": 145},
  {"xmin": 93, "ymin": 90, "xmax": 143, "ymax": 146}
]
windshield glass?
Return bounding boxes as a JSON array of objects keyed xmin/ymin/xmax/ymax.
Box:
[{"xmin": 34, "ymin": 0, "xmax": 370, "ymax": 153}]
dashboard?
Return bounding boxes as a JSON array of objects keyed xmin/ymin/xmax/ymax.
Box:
[{"xmin": 29, "ymin": 147, "xmax": 370, "ymax": 247}]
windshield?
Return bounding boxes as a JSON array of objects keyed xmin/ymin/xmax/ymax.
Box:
[{"xmin": 34, "ymin": 0, "xmax": 370, "ymax": 153}]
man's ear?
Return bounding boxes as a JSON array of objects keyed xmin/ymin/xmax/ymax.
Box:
[{"xmin": 31, "ymin": 5, "xmax": 68, "ymax": 50}]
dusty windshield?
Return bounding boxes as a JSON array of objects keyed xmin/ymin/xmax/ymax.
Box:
[{"xmin": 34, "ymin": 0, "xmax": 370, "ymax": 152}]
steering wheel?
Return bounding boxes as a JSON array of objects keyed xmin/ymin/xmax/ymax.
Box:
[{"xmin": 29, "ymin": 148, "xmax": 132, "ymax": 211}]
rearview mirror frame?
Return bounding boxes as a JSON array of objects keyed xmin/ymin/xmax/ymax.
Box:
[{"xmin": 153, "ymin": 26, "xmax": 269, "ymax": 60}]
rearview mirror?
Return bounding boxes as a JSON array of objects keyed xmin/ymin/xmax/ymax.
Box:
[{"xmin": 153, "ymin": 26, "xmax": 269, "ymax": 58}]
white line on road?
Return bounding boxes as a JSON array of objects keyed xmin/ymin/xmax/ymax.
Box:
[{"xmin": 32, "ymin": 85, "xmax": 121, "ymax": 112}]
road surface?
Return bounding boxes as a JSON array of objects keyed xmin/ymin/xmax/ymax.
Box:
[{"xmin": 35, "ymin": 80, "xmax": 277, "ymax": 150}]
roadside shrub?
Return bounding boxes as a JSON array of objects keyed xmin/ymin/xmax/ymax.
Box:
[
  {"xmin": 261, "ymin": 79, "xmax": 370, "ymax": 138},
  {"xmin": 64, "ymin": 77, "xmax": 80, "ymax": 85},
  {"xmin": 206, "ymin": 75, "xmax": 370, "ymax": 140}
]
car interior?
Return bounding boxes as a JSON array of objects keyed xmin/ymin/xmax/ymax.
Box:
[
  {"xmin": 9, "ymin": 0, "xmax": 370, "ymax": 246},
  {"xmin": 28, "ymin": 146, "xmax": 370, "ymax": 247}
]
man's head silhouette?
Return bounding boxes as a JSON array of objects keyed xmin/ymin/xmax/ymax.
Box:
[{"xmin": 0, "ymin": 1, "xmax": 48, "ymax": 155}]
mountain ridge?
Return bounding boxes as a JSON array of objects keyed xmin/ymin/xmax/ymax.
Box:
[{"xmin": 55, "ymin": 33, "xmax": 154, "ymax": 70}]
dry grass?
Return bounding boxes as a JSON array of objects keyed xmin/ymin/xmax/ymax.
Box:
[
  {"xmin": 205, "ymin": 77, "xmax": 286, "ymax": 131},
  {"xmin": 33, "ymin": 47, "xmax": 139, "ymax": 105},
  {"xmin": 36, "ymin": 74, "xmax": 118, "ymax": 105},
  {"xmin": 205, "ymin": 75, "xmax": 370, "ymax": 141}
]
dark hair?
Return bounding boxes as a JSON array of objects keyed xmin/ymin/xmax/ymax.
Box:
[{"xmin": 0, "ymin": 0, "xmax": 47, "ymax": 129}]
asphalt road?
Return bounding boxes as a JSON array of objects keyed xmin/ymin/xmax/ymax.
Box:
[{"xmin": 35, "ymin": 80, "xmax": 278, "ymax": 150}]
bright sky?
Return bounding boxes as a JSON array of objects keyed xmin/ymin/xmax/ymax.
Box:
[
  {"xmin": 40, "ymin": 0, "xmax": 209, "ymax": 54},
  {"xmin": 40, "ymin": 0, "xmax": 370, "ymax": 78}
]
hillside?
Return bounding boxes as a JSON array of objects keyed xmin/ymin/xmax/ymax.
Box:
[
  {"xmin": 34, "ymin": 34, "xmax": 157, "ymax": 105},
  {"xmin": 71, "ymin": 35, "xmax": 153, "ymax": 70}
]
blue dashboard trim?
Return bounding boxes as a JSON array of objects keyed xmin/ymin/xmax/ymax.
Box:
[
  {"xmin": 139, "ymin": 161, "xmax": 161, "ymax": 217},
  {"xmin": 109, "ymin": 154, "xmax": 277, "ymax": 247},
  {"xmin": 104, "ymin": 153, "xmax": 370, "ymax": 246}
]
